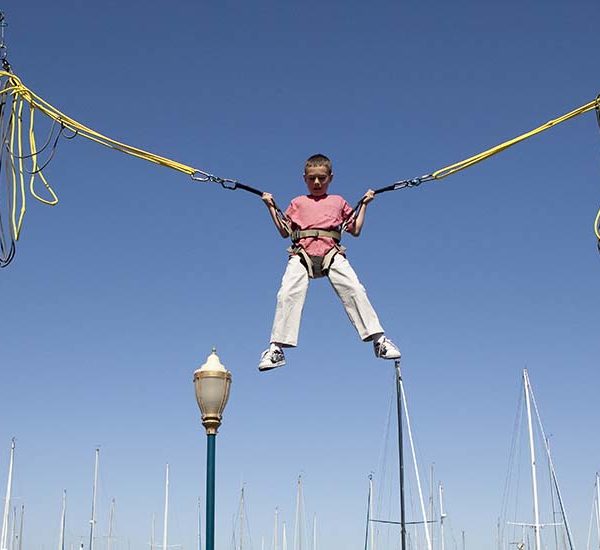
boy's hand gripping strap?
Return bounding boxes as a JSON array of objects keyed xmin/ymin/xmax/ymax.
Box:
[
  {"xmin": 341, "ymin": 175, "xmax": 433, "ymax": 232},
  {"xmin": 191, "ymin": 170, "xmax": 292, "ymax": 235}
]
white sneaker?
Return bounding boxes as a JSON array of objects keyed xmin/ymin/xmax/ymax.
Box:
[
  {"xmin": 258, "ymin": 346, "xmax": 286, "ymax": 371},
  {"xmin": 373, "ymin": 336, "xmax": 401, "ymax": 360}
]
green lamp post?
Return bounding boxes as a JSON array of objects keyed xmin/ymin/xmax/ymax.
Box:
[{"xmin": 193, "ymin": 348, "xmax": 232, "ymax": 550}]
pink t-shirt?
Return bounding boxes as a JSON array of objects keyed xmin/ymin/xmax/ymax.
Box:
[{"xmin": 285, "ymin": 194, "xmax": 355, "ymax": 257}]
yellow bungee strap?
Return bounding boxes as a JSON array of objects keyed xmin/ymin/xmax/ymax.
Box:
[
  {"xmin": 0, "ymin": 69, "xmax": 598, "ymax": 256},
  {"xmin": 371, "ymin": 95, "xmax": 600, "ymax": 245},
  {"xmin": 0, "ymin": 70, "xmax": 293, "ymax": 244},
  {"xmin": 430, "ymin": 96, "xmax": 600, "ymax": 245},
  {"xmin": 0, "ymin": 72, "xmax": 197, "ymax": 177},
  {"xmin": 431, "ymin": 99, "xmax": 600, "ymax": 179}
]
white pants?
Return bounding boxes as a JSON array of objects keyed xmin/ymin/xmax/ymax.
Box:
[{"xmin": 270, "ymin": 254, "xmax": 384, "ymax": 347}]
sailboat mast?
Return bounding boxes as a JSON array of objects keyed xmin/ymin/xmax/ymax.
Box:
[
  {"xmin": 394, "ymin": 361, "xmax": 406, "ymax": 550},
  {"xmin": 162, "ymin": 464, "xmax": 169, "ymax": 550},
  {"xmin": 596, "ymin": 473, "xmax": 600, "ymax": 548},
  {"xmin": 197, "ymin": 498, "xmax": 202, "ymax": 550},
  {"xmin": 9, "ymin": 507, "xmax": 15, "ymax": 550},
  {"xmin": 107, "ymin": 499, "xmax": 115, "ymax": 550},
  {"xmin": 546, "ymin": 438, "xmax": 560, "ymax": 550},
  {"xmin": 1, "ymin": 438, "xmax": 15, "ymax": 550},
  {"xmin": 89, "ymin": 448, "xmax": 99, "ymax": 550},
  {"xmin": 273, "ymin": 508, "xmax": 279, "ymax": 550},
  {"xmin": 239, "ymin": 486, "xmax": 245, "ymax": 550},
  {"xmin": 16, "ymin": 506, "xmax": 23, "ymax": 550},
  {"xmin": 282, "ymin": 522, "xmax": 287, "ymax": 550},
  {"xmin": 59, "ymin": 490, "xmax": 67, "ymax": 550},
  {"xmin": 365, "ymin": 475, "xmax": 374, "ymax": 550},
  {"xmin": 150, "ymin": 513, "xmax": 155, "ymax": 550},
  {"xmin": 312, "ymin": 515, "xmax": 316, "ymax": 550},
  {"xmin": 523, "ymin": 370, "xmax": 542, "ymax": 550},
  {"xmin": 439, "ymin": 483, "xmax": 446, "ymax": 550},
  {"xmin": 429, "ymin": 465, "xmax": 434, "ymax": 550},
  {"xmin": 294, "ymin": 477, "xmax": 303, "ymax": 550},
  {"xmin": 394, "ymin": 362, "xmax": 406, "ymax": 550}
]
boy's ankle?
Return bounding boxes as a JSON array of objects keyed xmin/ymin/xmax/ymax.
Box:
[{"xmin": 372, "ymin": 333, "xmax": 384, "ymax": 344}]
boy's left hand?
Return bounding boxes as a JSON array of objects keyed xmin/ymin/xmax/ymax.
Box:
[{"xmin": 362, "ymin": 189, "xmax": 375, "ymax": 205}]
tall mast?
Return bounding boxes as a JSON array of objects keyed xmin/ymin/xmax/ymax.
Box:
[
  {"xmin": 197, "ymin": 498, "xmax": 202, "ymax": 550},
  {"xmin": 239, "ymin": 486, "xmax": 245, "ymax": 550},
  {"xmin": 1, "ymin": 439, "xmax": 15, "ymax": 550},
  {"xmin": 59, "ymin": 490, "xmax": 67, "ymax": 550},
  {"xmin": 294, "ymin": 477, "xmax": 303, "ymax": 550},
  {"xmin": 439, "ymin": 483, "xmax": 446, "ymax": 550},
  {"xmin": 273, "ymin": 508, "xmax": 279, "ymax": 550},
  {"xmin": 523, "ymin": 370, "xmax": 542, "ymax": 550},
  {"xmin": 546, "ymin": 438, "xmax": 559, "ymax": 550},
  {"xmin": 367, "ymin": 475, "xmax": 374, "ymax": 550},
  {"xmin": 9, "ymin": 507, "xmax": 15, "ymax": 550},
  {"xmin": 107, "ymin": 499, "xmax": 115, "ymax": 550},
  {"xmin": 397, "ymin": 361, "xmax": 432, "ymax": 550},
  {"xmin": 394, "ymin": 362, "xmax": 406, "ymax": 550},
  {"xmin": 150, "ymin": 514, "xmax": 155, "ymax": 550},
  {"xmin": 429, "ymin": 465, "xmax": 434, "ymax": 550},
  {"xmin": 16, "ymin": 506, "xmax": 23, "ymax": 550},
  {"xmin": 89, "ymin": 448, "xmax": 99, "ymax": 550},
  {"xmin": 282, "ymin": 523, "xmax": 287, "ymax": 550},
  {"xmin": 596, "ymin": 473, "xmax": 600, "ymax": 548},
  {"xmin": 162, "ymin": 464, "xmax": 169, "ymax": 550},
  {"xmin": 312, "ymin": 515, "xmax": 316, "ymax": 550}
]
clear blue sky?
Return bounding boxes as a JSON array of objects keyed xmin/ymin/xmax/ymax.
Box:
[{"xmin": 2, "ymin": 1, "xmax": 600, "ymax": 549}]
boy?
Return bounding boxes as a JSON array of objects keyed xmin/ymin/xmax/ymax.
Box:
[{"xmin": 259, "ymin": 153, "xmax": 400, "ymax": 371}]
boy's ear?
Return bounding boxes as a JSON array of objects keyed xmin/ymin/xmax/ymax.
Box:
[{"xmin": 329, "ymin": 172, "xmax": 334, "ymax": 180}]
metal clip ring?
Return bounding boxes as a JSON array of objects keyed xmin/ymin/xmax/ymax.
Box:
[
  {"xmin": 191, "ymin": 170, "xmax": 211, "ymax": 182},
  {"xmin": 219, "ymin": 179, "xmax": 238, "ymax": 191}
]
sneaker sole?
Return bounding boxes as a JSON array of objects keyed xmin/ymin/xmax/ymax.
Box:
[
  {"xmin": 374, "ymin": 350, "xmax": 402, "ymax": 360},
  {"xmin": 379, "ymin": 353, "xmax": 401, "ymax": 360},
  {"xmin": 258, "ymin": 360, "xmax": 286, "ymax": 372}
]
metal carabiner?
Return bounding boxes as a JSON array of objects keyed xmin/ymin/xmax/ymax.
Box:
[
  {"xmin": 191, "ymin": 170, "xmax": 212, "ymax": 182},
  {"xmin": 219, "ymin": 179, "xmax": 239, "ymax": 191}
]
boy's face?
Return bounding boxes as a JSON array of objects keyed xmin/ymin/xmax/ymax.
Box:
[{"xmin": 304, "ymin": 165, "xmax": 333, "ymax": 196}]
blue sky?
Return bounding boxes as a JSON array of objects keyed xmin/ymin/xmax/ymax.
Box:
[{"xmin": 1, "ymin": 1, "xmax": 600, "ymax": 549}]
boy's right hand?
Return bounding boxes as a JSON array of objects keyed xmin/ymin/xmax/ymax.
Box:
[{"xmin": 262, "ymin": 192, "xmax": 276, "ymax": 208}]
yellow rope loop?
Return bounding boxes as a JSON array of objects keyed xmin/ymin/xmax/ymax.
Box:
[
  {"xmin": 8, "ymin": 95, "xmax": 25, "ymax": 240},
  {"xmin": 1, "ymin": 75, "xmax": 60, "ymax": 240},
  {"xmin": 27, "ymin": 103, "xmax": 58, "ymax": 206},
  {"xmin": 0, "ymin": 72, "xmax": 26, "ymax": 99}
]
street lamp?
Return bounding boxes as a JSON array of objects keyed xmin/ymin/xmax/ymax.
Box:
[{"xmin": 193, "ymin": 348, "xmax": 232, "ymax": 550}]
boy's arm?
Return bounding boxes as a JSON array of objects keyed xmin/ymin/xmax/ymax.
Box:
[
  {"xmin": 348, "ymin": 189, "xmax": 375, "ymax": 236},
  {"xmin": 262, "ymin": 192, "xmax": 290, "ymax": 238}
]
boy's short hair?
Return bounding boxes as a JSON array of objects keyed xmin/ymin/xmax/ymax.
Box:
[{"xmin": 305, "ymin": 154, "xmax": 332, "ymax": 174}]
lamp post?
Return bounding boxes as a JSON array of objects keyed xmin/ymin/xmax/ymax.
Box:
[{"xmin": 193, "ymin": 348, "xmax": 232, "ymax": 550}]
